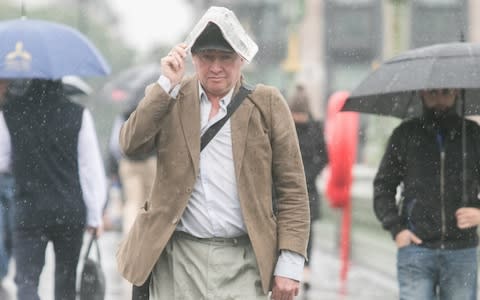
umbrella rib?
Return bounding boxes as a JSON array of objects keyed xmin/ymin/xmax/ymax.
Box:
[{"xmin": 389, "ymin": 53, "xmax": 480, "ymax": 65}]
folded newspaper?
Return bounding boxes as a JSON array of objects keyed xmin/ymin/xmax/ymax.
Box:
[{"xmin": 184, "ymin": 6, "xmax": 258, "ymax": 63}]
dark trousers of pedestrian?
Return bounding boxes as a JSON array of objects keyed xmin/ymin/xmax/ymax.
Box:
[
  {"xmin": 13, "ymin": 225, "xmax": 84, "ymax": 300},
  {"xmin": 305, "ymin": 221, "xmax": 314, "ymax": 267},
  {"xmin": 132, "ymin": 275, "xmax": 150, "ymax": 300},
  {"xmin": 0, "ymin": 173, "xmax": 14, "ymax": 280}
]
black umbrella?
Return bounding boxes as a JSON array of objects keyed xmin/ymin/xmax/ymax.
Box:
[
  {"xmin": 342, "ymin": 42, "xmax": 480, "ymax": 205},
  {"xmin": 100, "ymin": 63, "xmax": 160, "ymax": 113},
  {"xmin": 62, "ymin": 76, "xmax": 92, "ymax": 96},
  {"xmin": 342, "ymin": 42, "xmax": 480, "ymax": 118}
]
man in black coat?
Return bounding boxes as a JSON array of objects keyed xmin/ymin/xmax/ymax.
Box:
[
  {"xmin": 289, "ymin": 84, "xmax": 328, "ymax": 290},
  {"xmin": 374, "ymin": 88, "xmax": 480, "ymax": 300}
]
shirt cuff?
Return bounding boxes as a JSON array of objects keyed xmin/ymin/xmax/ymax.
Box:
[
  {"xmin": 273, "ymin": 250, "xmax": 305, "ymax": 282},
  {"xmin": 157, "ymin": 75, "xmax": 180, "ymax": 98}
]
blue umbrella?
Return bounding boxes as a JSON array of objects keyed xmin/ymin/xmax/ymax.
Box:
[{"xmin": 0, "ymin": 18, "xmax": 111, "ymax": 79}]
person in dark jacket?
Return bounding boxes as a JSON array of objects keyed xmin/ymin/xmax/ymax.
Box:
[
  {"xmin": 289, "ymin": 84, "xmax": 328, "ymax": 290},
  {"xmin": 1, "ymin": 79, "xmax": 107, "ymax": 300},
  {"xmin": 374, "ymin": 88, "xmax": 480, "ymax": 300}
]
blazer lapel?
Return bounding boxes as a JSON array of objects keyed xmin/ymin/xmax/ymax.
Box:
[
  {"xmin": 231, "ymin": 87, "xmax": 255, "ymax": 180},
  {"xmin": 178, "ymin": 78, "xmax": 201, "ymax": 175}
]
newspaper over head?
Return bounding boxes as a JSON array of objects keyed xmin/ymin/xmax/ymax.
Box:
[{"xmin": 184, "ymin": 6, "xmax": 258, "ymax": 63}]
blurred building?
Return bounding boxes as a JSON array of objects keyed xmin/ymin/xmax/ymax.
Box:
[
  {"xmin": 190, "ymin": 0, "xmax": 476, "ymax": 120},
  {"xmin": 304, "ymin": 0, "xmax": 474, "ymax": 119}
]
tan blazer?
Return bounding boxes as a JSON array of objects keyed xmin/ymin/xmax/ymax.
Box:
[{"xmin": 116, "ymin": 76, "xmax": 310, "ymax": 293}]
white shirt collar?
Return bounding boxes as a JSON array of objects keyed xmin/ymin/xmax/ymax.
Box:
[{"xmin": 198, "ymin": 82, "xmax": 235, "ymax": 108}]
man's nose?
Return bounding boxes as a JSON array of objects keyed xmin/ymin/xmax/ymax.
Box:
[{"xmin": 209, "ymin": 59, "xmax": 222, "ymax": 71}]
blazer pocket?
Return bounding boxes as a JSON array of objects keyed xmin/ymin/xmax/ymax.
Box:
[{"xmin": 142, "ymin": 201, "xmax": 150, "ymax": 212}]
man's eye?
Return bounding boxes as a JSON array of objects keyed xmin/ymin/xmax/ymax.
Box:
[{"xmin": 201, "ymin": 55, "xmax": 214, "ymax": 61}]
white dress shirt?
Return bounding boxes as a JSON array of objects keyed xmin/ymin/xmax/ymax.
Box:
[
  {"xmin": 0, "ymin": 109, "xmax": 107, "ymax": 227},
  {"xmin": 157, "ymin": 75, "xmax": 305, "ymax": 281}
]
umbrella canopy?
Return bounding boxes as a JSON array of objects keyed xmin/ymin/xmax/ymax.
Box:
[
  {"xmin": 342, "ymin": 42, "xmax": 480, "ymax": 206},
  {"xmin": 342, "ymin": 42, "xmax": 480, "ymax": 118},
  {"xmin": 0, "ymin": 18, "xmax": 110, "ymax": 79},
  {"xmin": 100, "ymin": 63, "xmax": 160, "ymax": 112}
]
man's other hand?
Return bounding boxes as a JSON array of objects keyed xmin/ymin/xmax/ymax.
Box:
[{"xmin": 271, "ymin": 276, "xmax": 299, "ymax": 300}]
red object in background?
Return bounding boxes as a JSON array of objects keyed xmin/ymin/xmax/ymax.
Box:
[
  {"xmin": 324, "ymin": 91, "xmax": 359, "ymax": 292},
  {"xmin": 111, "ymin": 89, "xmax": 128, "ymax": 102},
  {"xmin": 325, "ymin": 91, "xmax": 359, "ymax": 208}
]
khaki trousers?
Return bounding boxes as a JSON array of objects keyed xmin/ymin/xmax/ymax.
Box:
[
  {"xmin": 149, "ymin": 231, "xmax": 268, "ymax": 300},
  {"xmin": 118, "ymin": 156, "xmax": 156, "ymax": 233}
]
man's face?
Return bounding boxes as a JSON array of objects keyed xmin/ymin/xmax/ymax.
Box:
[
  {"xmin": 192, "ymin": 50, "xmax": 244, "ymax": 98},
  {"xmin": 421, "ymin": 89, "xmax": 458, "ymax": 111}
]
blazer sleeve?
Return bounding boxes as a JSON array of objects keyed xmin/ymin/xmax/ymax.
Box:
[
  {"xmin": 269, "ymin": 87, "xmax": 310, "ymax": 258},
  {"xmin": 119, "ymin": 83, "xmax": 175, "ymax": 158}
]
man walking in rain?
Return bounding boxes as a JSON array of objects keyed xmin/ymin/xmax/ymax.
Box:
[
  {"xmin": 116, "ymin": 6, "xmax": 310, "ymax": 300},
  {"xmin": 374, "ymin": 88, "xmax": 480, "ymax": 299},
  {"xmin": 0, "ymin": 79, "xmax": 107, "ymax": 300}
]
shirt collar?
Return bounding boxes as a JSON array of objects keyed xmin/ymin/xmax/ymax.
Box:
[{"xmin": 198, "ymin": 82, "xmax": 235, "ymax": 108}]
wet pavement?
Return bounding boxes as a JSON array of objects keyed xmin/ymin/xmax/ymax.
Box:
[
  {"xmin": 0, "ymin": 165, "xmax": 401, "ymax": 299},
  {"xmin": 4, "ymin": 165, "xmax": 478, "ymax": 299},
  {"xmin": 0, "ymin": 225, "xmax": 399, "ymax": 300},
  {"xmin": 1, "ymin": 231, "xmax": 131, "ymax": 300}
]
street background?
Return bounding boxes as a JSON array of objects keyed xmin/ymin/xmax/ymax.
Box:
[{"xmin": 2, "ymin": 0, "xmax": 480, "ymax": 299}]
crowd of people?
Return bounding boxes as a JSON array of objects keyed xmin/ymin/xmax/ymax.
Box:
[{"xmin": 1, "ymin": 5, "xmax": 480, "ymax": 300}]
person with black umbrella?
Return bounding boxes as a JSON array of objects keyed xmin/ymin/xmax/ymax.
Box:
[{"xmin": 374, "ymin": 88, "xmax": 480, "ymax": 299}]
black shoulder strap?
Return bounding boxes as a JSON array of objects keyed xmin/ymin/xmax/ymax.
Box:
[{"xmin": 200, "ymin": 84, "xmax": 254, "ymax": 151}]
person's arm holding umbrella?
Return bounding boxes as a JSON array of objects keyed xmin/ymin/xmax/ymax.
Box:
[{"xmin": 373, "ymin": 125, "xmax": 422, "ymax": 247}]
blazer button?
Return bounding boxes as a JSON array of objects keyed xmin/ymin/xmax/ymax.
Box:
[{"xmin": 186, "ymin": 187, "xmax": 192, "ymax": 193}]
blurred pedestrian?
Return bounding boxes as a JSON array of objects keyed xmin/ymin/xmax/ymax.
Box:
[
  {"xmin": 374, "ymin": 88, "xmax": 480, "ymax": 299},
  {"xmin": 116, "ymin": 6, "xmax": 310, "ymax": 300},
  {"xmin": 0, "ymin": 79, "xmax": 13, "ymax": 287},
  {"xmin": 289, "ymin": 84, "xmax": 328, "ymax": 290},
  {"xmin": 0, "ymin": 79, "xmax": 107, "ymax": 300},
  {"xmin": 107, "ymin": 105, "xmax": 156, "ymax": 234}
]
